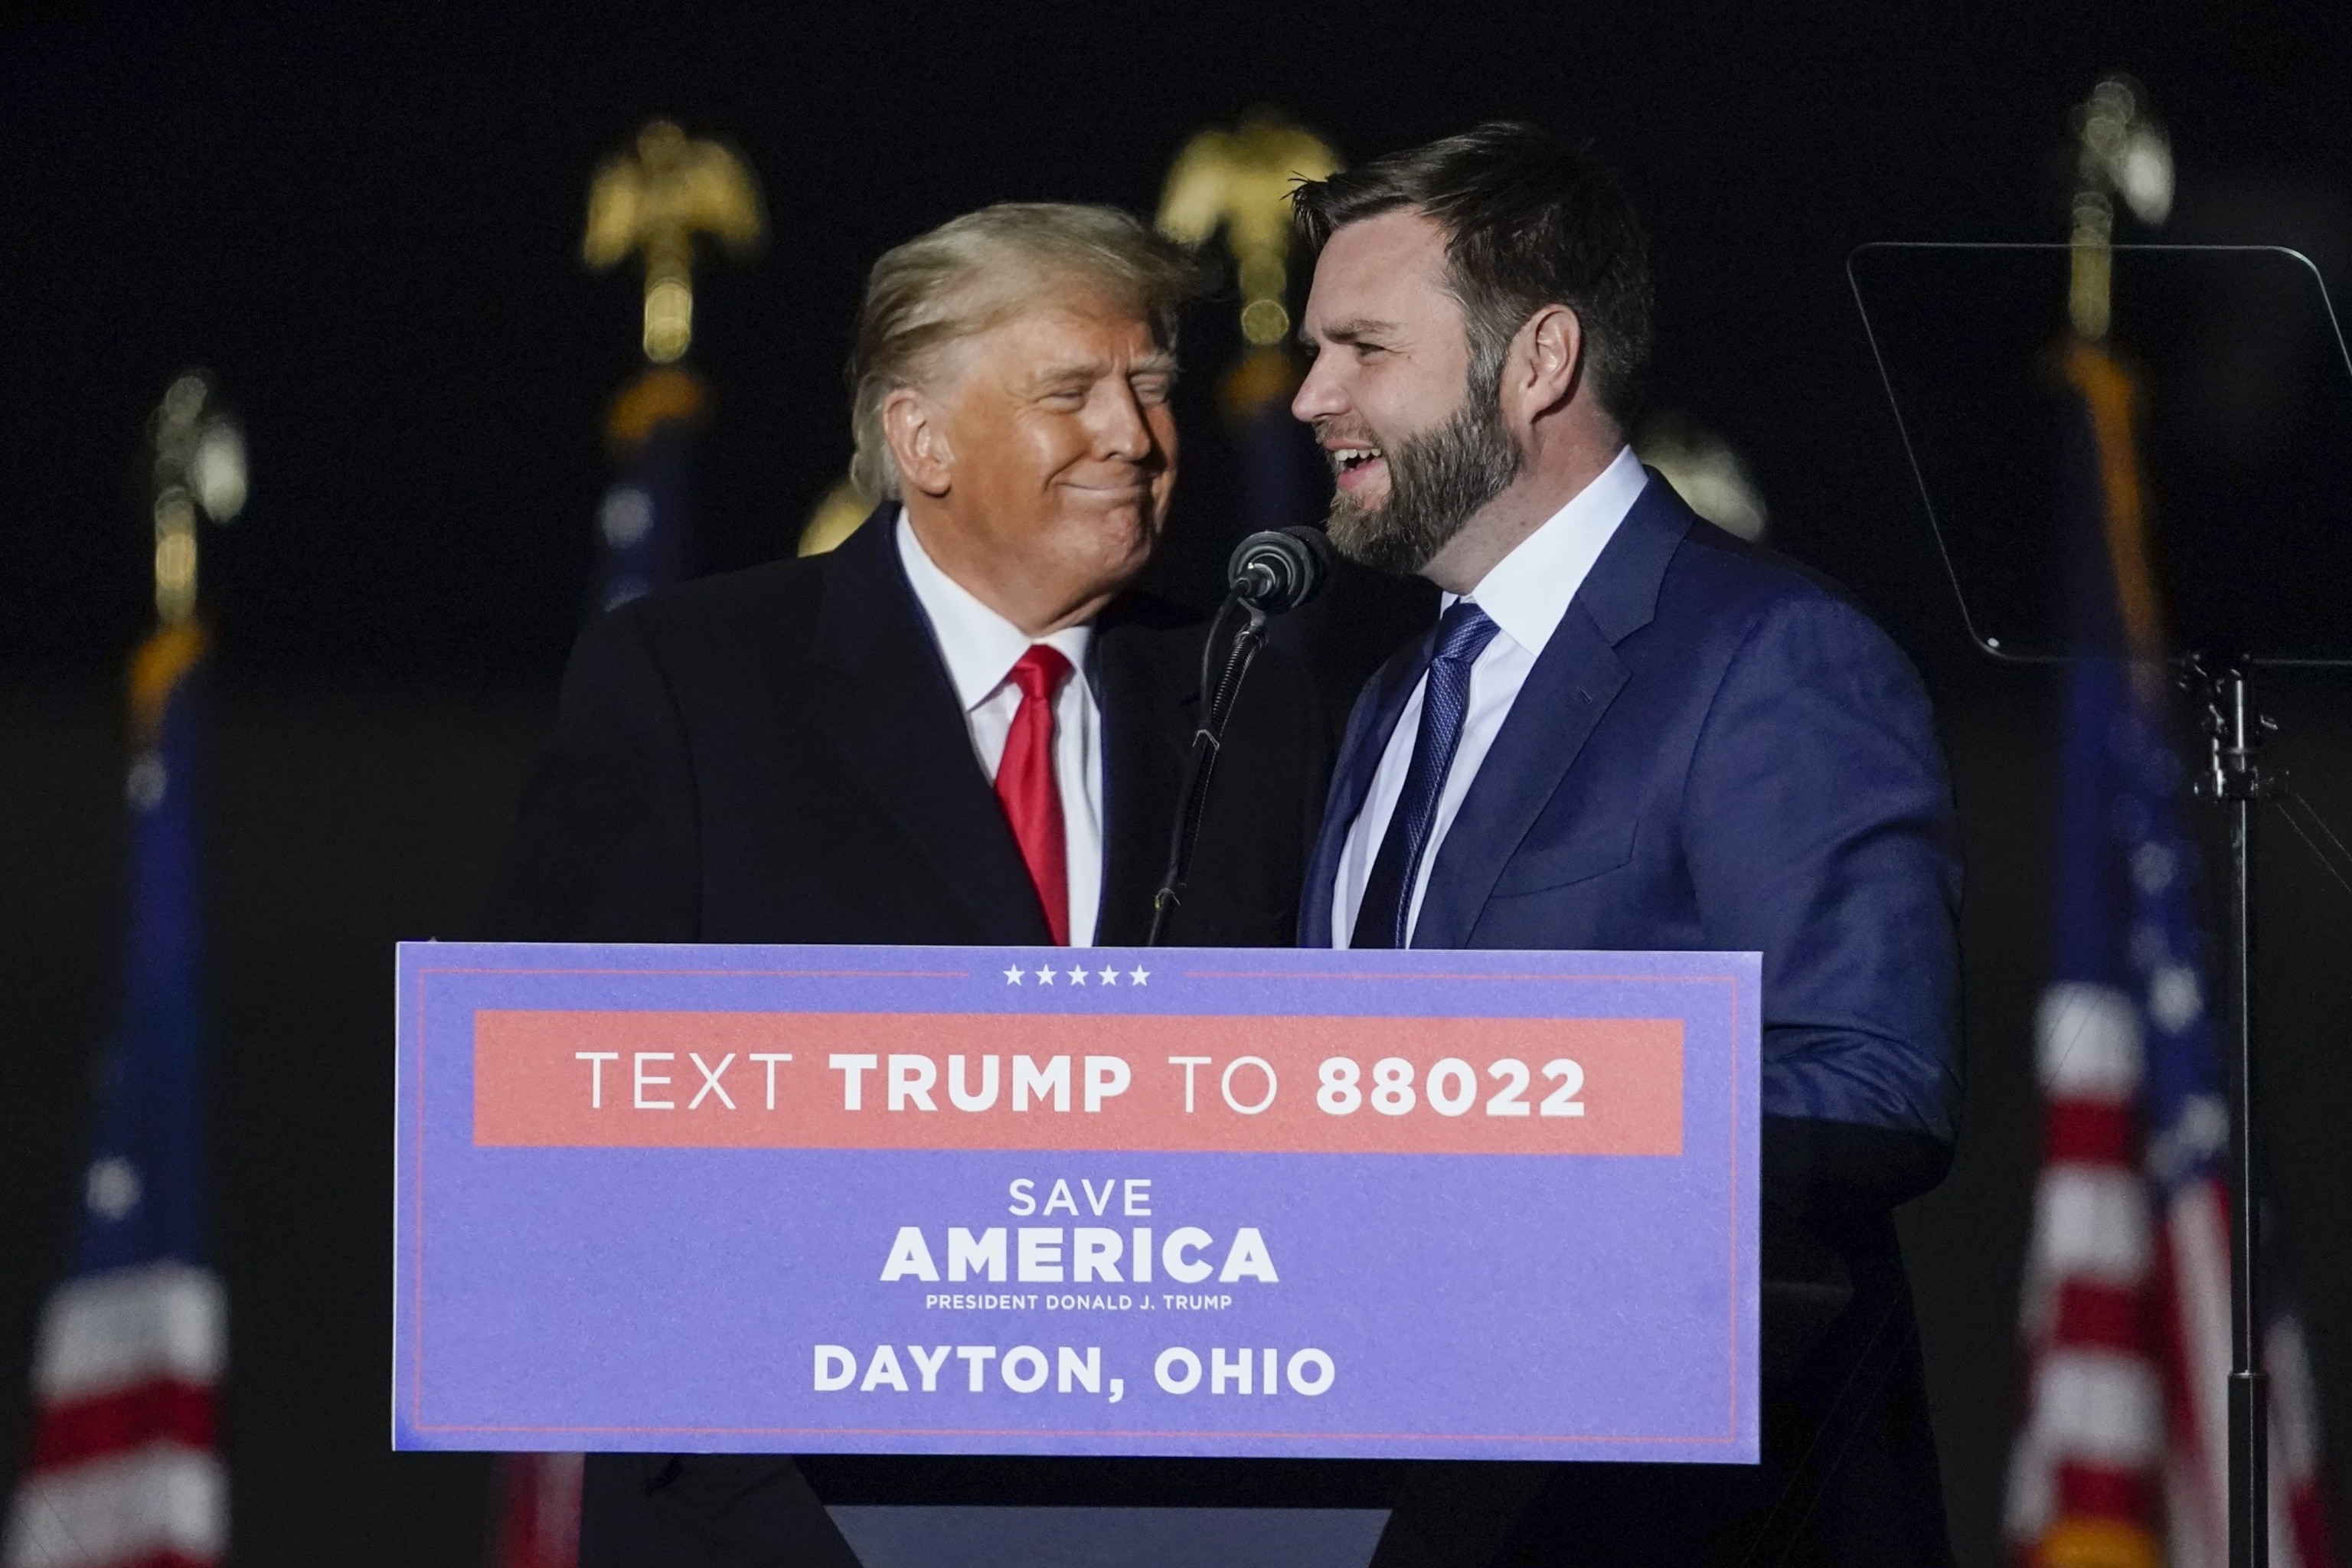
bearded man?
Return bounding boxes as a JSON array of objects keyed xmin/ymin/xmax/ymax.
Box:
[
  {"xmin": 486, "ymin": 201, "xmax": 1329, "ymax": 1564},
  {"xmin": 1289, "ymin": 125, "xmax": 1964, "ymax": 1566}
]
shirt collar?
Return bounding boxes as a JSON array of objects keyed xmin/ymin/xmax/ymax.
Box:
[
  {"xmin": 896, "ymin": 511, "xmax": 1093, "ymax": 711},
  {"xmin": 1449, "ymin": 443, "xmax": 1647, "ymax": 658}
]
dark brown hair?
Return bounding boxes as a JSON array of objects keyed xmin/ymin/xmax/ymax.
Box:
[{"xmin": 1292, "ymin": 122, "xmax": 1652, "ymax": 425}]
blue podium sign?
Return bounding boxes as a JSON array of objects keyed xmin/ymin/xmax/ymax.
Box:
[{"xmin": 394, "ymin": 942, "xmax": 1759, "ymax": 1462}]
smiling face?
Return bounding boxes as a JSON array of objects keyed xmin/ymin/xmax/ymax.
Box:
[
  {"xmin": 888, "ymin": 291, "xmax": 1178, "ymax": 635},
  {"xmin": 1292, "ymin": 209, "xmax": 1523, "ymax": 577}
]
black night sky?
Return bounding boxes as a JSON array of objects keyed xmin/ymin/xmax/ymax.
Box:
[{"xmin": 3, "ymin": 1, "xmax": 2344, "ymax": 686}]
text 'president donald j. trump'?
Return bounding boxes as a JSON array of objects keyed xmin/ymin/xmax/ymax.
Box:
[{"xmin": 1289, "ymin": 125, "xmax": 1964, "ymax": 1566}]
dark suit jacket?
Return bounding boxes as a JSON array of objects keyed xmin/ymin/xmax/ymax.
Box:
[
  {"xmin": 1304, "ymin": 475, "xmax": 1963, "ymax": 1567},
  {"xmin": 488, "ymin": 508, "xmax": 1325, "ymax": 949},
  {"xmin": 483, "ymin": 509, "xmax": 1331, "ymax": 1564}
]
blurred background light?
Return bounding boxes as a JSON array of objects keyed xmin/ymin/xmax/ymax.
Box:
[{"xmin": 1635, "ymin": 412, "xmax": 1769, "ymax": 541}]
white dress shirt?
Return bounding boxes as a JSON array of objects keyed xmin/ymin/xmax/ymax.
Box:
[
  {"xmin": 1332, "ymin": 444, "xmax": 1648, "ymax": 947},
  {"xmin": 896, "ymin": 513, "xmax": 1104, "ymax": 946}
]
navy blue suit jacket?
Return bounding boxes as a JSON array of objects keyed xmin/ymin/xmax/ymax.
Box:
[
  {"xmin": 1303, "ymin": 473, "xmax": 1961, "ymax": 1189},
  {"xmin": 1304, "ymin": 475, "xmax": 1964, "ymax": 1563}
]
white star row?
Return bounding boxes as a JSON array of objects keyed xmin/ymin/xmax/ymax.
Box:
[{"xmin": 1003, "ymin": 964, "xmax": 1149, "ymax": 987}]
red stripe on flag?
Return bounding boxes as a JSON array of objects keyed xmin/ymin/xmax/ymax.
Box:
[
  {"xmin": 29, "ymin": 1379, "xmax": 217, "ymax": 1470},
  {"xmin": 2054, "ymin": 1458, "xmax": 2156, "ymax": 1523},
  {"xmin": 2051, "ymin": 1279, "xmax": 2150, "ymax": 1356},
  {"xmin": 493, "ymin": 1451, "xmax": 583, "ymax": 1568},
  {"xmin": 2045, "ymin": 1098, "xmax": 2135, "ymax": 1165},
  {"xmin": 2152, "ymin": 1189, "xmax": 2231, "ymax": 1557},
  {"xmin": 2292, "ymin": 1479, "xmax": 2339, "ymax": 1568}
]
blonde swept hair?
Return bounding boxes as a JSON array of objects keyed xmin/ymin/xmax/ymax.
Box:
[{"xmin": 847, "ymin": 202, "xmax": 1207, "ymax": 499}]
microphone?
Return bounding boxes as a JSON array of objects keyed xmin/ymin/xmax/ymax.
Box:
[
  {"xmin": 1227, "ymin": 526, "xmax": 1333, "ymax": 614},
  {"xmin": 1147, "ymin": 528, "xmax": 1332, "ymax": 946}
]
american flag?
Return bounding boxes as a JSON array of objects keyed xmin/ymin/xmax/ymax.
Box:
[
  {"xmin": 6, "ymin": 622, "xmax": 227, "ymax": 1568},
  {"xmin": 2004, "ymin": 344, "xmax": 2336, "ymax": 1568},
  {"xmin": 489, "ymin": 1452, "xmax": 582, "ymax": 1568},
  {"xmin": 590, "ymin": 366, "xmax": 705, "ymax": 614}
]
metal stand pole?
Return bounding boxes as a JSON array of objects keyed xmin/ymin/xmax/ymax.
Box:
[
  {"xmin": 2197, "ymin": 662, "xmax": 2277, "ymax": 1568},
  {"xmin": 1146, "ymin": 600, "xmax": 1269, "ymax": 947}
]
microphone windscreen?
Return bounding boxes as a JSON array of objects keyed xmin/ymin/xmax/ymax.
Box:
[{"xmin": 1227, "ymin": 527, "xmax": 1332, "ymax": 614}]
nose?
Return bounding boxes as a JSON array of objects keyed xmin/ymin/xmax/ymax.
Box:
[
  {"xmin": 1291, "ymin": 346, "xmax": 1346, "ymax": 426},
  {"xmin": 1093, "ymin": 379, "xmax": 1155, "ymax": 462}
]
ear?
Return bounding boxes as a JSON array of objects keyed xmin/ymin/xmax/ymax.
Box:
[
  {"xmin": 1511, "ymin": 305, "xmax": 1585, "ymax": 423},
  {"xmin": 883, "ymin": 387, "xmax": 954, "ymax": 498}
]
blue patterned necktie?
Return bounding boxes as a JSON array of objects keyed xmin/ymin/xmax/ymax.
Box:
[{"xmin": 1351, "ymin": 600, "xmax": 1502, "ymax": 949}]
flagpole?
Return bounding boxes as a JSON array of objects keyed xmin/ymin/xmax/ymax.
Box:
[{"xmin": 582, "ymin": 120, "xmax": 765, "ymax": 610}]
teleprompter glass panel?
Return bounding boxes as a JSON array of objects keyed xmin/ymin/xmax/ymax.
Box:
[{"xmin": 1849, "ymin": 243, "xmax": 2352, "ymax": 665}]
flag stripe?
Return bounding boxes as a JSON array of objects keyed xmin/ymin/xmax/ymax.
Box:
[
  {"xmin": 2165, "ymin": 1181, "xmax": 2235, "ymax": 1550},
  {"xmin": 2052, "ymin": 1279, "xmax": 2146, "ymax": 1357},
  {"xmin": 2035, "ymin": 983, "xmax": 2142, "ymax": 1099},
  {"xmin": 31, "ymin": 1381, "xmax": 216, "ymax": 1472},
  {"xmin": 2292, "ymin": 1487, "xmax": 2335, "ymax": 1568},
  {"xmin": 2045, "ymin": 1099, "xmax": 2135, "ymax": 1166},
  {"xmin": 2034, "ymin": 1165, "xmax": 2152, "ymax": 1286},
  {"xmin": 2034, "ymin": 1348, "xmax": 2164, "ymax": 1468},
  {"xmin": 2270, "ymin": 1317, "xmax": 2325, "ymax": 1478},
  {"xmin": 2, "ymin": 1443, "xmax": 224, "ymax": 1568},
  {"xmin": 2053, "ymin": 1458, "xmax": 2156, "ymax": 1523},
  {"xmin": 31, "ymin": 1264, "xmax": 224, "ymax": 1404}
]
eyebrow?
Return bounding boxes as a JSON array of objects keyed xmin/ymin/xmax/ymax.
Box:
[
  {"xmin": 1302, "ymin": 317, "xmax": 1399, "ymax": 347},
  {"xmin": 1027, "ymin": 351, "xmax": 1179, "ymax": 386}
]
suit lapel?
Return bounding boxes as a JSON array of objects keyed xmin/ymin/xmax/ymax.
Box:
[
  {"xmin": 808, "ymin": 508, "xmax": 1053, "ymax": 945},
  {"xmin": 1297, "ymin": 635, "xmax": 1437, "ymax": 947},
  {"xmin": 1410, "ymin": 607, "xmax": 1626, "ymax": 948},
  {"xmin": 1411, "ymin": 474, "xmax": 1694, "ymax": 949}
]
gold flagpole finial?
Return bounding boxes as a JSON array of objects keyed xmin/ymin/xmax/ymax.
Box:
[
  {"xmin": 584, "ymin": 120, "xmax": 766, "ymax": 364},
  {"xmin": 145, "ymin": 371, "xmax": 245, "ymax": 628},
  {"xmin": 2067, "ymin": 74, "xmax": 2172, "ymax": 341},
  {"xmin": 1157, "ymin": 107, "xmax": 1341, "ymax": 416},
  {"xmin": 798, "ymin": 478, "xmax": 871, "ymax": 557}
]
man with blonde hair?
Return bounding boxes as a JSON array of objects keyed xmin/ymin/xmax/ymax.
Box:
[{"xmin": 487, "ymin": 202, "xmax": 1330, "ymax": 1563}]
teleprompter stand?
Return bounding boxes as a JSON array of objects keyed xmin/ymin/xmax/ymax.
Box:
[
  {"xmin": 2195, "ymin": 657, "xmax": 2281, "ymax": 1568},
  {"xmin": 1851, "ymin": 241, "xmax": 2352, "ymax": 1567}
]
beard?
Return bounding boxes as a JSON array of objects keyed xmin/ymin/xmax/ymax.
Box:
[{"xmin": 1323, "ymin": 374, "xmax": 1523, "ymax": 577}]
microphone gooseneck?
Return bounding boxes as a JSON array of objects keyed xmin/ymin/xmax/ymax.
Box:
[{"xmin": 1147, "ymin": 527, "xmax": 1334, "ymax": 946}]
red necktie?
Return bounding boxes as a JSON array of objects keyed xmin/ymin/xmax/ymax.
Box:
[{"xmin": 995, "ymin": 645, "xmax": 1072, "ymax": 944}]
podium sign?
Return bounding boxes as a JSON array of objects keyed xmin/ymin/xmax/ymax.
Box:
[{"xmin": 393, "ymin": 943, "xmax": 1759, "ymax": 1463}]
